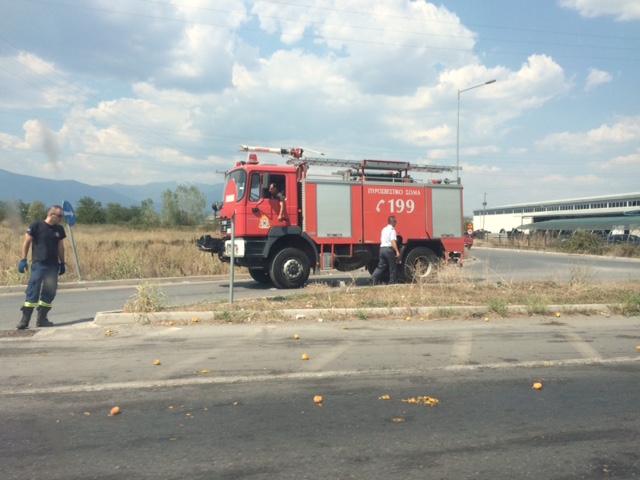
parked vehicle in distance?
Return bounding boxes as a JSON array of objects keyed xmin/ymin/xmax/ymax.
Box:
[
  {"xmin": 606, "ymin": 234, "xmax": 640, "ymax": 245},
  {"xmin": 464, "ymin": 234, "xmax": 473, "ymax": 249}
]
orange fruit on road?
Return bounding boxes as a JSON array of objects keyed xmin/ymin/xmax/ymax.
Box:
[
  {"xmin": 293, "ymin": 334, "xmax": 300, "ymax": 340},
  {"xmin": 301, "ymin": 353, "xmax": 309, "ymax": 360},
  {"xmin": 153, "ymin": 359, "xmax": 161, "ymax": 365},
  {"xmin": 109, "ymin": 406, "xmax": 121, "ymax": 416},
  {"xmin": 532, "ymin": 382, "xmax": 543, "ymax": 390},
  {"xmin": 313, "ymin": 395, "xmax": 323, "ymax": 404}
]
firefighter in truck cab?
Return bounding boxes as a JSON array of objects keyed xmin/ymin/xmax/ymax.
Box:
[{"xmin": 268, "ymin": 183, "xmax": 286, "ymax": 222}]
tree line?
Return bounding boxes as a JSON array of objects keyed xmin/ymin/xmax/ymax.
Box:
[{"xmin": 0, "ymin": 185, "xmax": 208, "ymax": 227}]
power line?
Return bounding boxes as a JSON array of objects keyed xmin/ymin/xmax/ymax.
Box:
[{"xmin": 11, "ymin": 0, "xmax": 639, "ymax": 61}]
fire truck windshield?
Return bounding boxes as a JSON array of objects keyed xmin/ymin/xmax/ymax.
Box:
[{"xmin": 225, "ymin": 169, "xmax": 247, "ymax": 202}]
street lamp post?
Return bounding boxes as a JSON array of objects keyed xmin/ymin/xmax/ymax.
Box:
[
  {"xmin": 456, "ymin": 79, "xmax": 496, "ymax": 183},
  {"xmin": 482, "ymin": 192, "xmax": 487, "ymax": 236}
]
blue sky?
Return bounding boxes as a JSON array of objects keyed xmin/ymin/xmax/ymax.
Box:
[{"xmin": 1, "ymin": 0, "xmax": 638, "ymax": 213}]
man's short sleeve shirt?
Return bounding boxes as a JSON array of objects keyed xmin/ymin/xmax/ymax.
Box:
[
  {"xmin": 27, "ymin": 221, "xmax": 66, "ymax": 264},
  {"xmin": 380, "ymin": 224, "xmax": 397, "ymax": 247}
]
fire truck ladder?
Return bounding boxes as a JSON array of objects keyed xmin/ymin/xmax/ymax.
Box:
[
  {"xmin": 286, "ymin": 156, "xmax": 456, "ymax": 174},
  {"xmin": 239, "ymin": 145, "xmax": 457, "ymax": 173}
]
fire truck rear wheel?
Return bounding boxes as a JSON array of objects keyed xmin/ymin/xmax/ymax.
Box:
[
  {"xmin": 404, "ymin": 247, "xmax": 437, "ymax": 282},
  {"xmin": 249, "ymin": 269, "xmax": 272, "ymax": 284},
  {"xmin": 269, "ymin": 248, "xmax": 311, "ymax": 289}
]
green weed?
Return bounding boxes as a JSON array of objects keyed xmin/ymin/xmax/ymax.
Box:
[
  {"xmin": 487, "ymin": 298, "xmax": 508, "ymax": 316},
  {"xmin": 124, "ymin": 283, "xmax": 168, "ymax": 313},
  {"xmin": 526, "ymin": 296, "xmax": 548, "ymax": 315}
]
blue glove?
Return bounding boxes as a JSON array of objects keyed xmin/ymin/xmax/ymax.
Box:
[
  {"xmin": 18, "ymin": 259, "xmax": 28, "ymax": 273},
  {"xmin": 59, "ymin": 262, "xmax": 66, "ymax": 275}
]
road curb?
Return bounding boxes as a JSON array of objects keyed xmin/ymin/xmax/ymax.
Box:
[{"xmin": 93, "ymin": 303, "xmax": 614, "ymax": 325}]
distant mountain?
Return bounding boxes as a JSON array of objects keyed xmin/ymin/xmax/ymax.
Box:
[{"xmin": 0, "ymin": 169, "xmax": 223, "ymax": 211}]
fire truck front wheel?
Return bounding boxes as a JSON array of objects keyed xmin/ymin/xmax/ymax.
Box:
[
  {"xmin": 249, "ymin": 268, "xmax": 272, "ymax": 284},
  {"xmin": 269, "ymin": 248, "xmax": 311, "ymax": 289},
  {"xmin": 403, "ymin": 247, "xmax": 437, "ymax": 282}
]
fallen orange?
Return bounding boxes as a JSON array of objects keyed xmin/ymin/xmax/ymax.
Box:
[
  {"xmin": 313, "ymin": 395, "xmax": 323, "ymax": 404},
  {"xmin": 532, "ymin": 382, "xmax": 543, "ymax": 390},
  {"xmin": 301, "ymin": 353, "xmax": 309, "ymax": 360},
  {"xmin": 293, "ymin": 334, "xmax": 300, "ymax": 340},
  {"xmin": 109, "ymin": 406, "xmax": 121, "ymax": 416},
  {"xmin": 153, "ymin": 359, "xmax": 161, "ymax": 365}
]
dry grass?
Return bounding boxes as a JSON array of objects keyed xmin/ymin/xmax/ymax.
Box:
[
  {"xmin": 0, "ymin": 222, "xmax": 226, "ymax": 285},
  {"xmin": 167, "ymin": 264, "xmax": 640, "ymax": 321}
]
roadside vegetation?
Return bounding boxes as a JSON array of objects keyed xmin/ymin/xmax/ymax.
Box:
[
  {"xmin": 0, "ymin": 187, "xmax": 222, "ymax": 285},
  {"xmin": 0, "ymin": 223, "xmax": 226, "ymax": 285},
  {"xmin": 485, "ymin": 230, "xmax": 640, "ymax": 258},
  {"xmin": 157, "ymin": 267, "xmax": 640, "ymax": 322}
]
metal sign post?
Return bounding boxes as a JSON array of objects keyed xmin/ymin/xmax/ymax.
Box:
[
  {"xmin": 229, "ymin": 212, "xmax": 235, "ymax": 304},
  {"xmin": 62, "ymin": 200, "xmax": 81, "ymax": 281}
]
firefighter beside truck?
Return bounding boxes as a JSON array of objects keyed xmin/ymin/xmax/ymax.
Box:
[{"xmin": 196, "ymin": 146, "xmax": 466, "ymax": 289}]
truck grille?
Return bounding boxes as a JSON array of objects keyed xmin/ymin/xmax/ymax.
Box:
[{"xmin": 220, "ymin": 218, "xmax": 231, "ymax": 234}]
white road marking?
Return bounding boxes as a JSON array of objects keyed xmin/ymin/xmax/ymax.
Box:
[
  {"xmin": 450, "ymin": 330, "xmax": 472, "ymax": 365},
  {"xmin": 564, "ymin": 331, "xmax": 602, "ymax": 359},
  {"xmin": 6, "ymin": 355, "xmax": 636, "ymax": 396},
  {"xmin": 306, "ymin": 342, "xmax": 353, "ymax": 371}
]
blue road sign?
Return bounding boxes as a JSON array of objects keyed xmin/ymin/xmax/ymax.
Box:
[{"xmin": 62, "ymin": 200, "xmax": 76, "ymax": 227}]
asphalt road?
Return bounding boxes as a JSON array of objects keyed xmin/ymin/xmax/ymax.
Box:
[
  {"xmin": 1, "ymin": 317, "xmax": 639, "ymax": 479},
  {"xmin": 465, "ymin": 247, "xmax": 640, "ymax": 283}
]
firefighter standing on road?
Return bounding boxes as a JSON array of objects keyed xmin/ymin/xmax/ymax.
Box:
[
  {"xmin": 16, "ymin": 205, "xmax": 66, "ymax": 329},
  {"xmin": 371, "ymin": 215, "xmax": 401, "ymax": 285}
]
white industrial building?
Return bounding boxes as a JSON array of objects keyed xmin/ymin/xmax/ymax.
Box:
[{"xmin": 472, "ymin": 192, "xmax": 640, "ymax": 234}]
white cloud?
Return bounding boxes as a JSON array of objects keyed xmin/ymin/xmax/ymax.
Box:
[
  {"xmin": 251, "ymin": 0, "xmax": 477, "ymax": 95},
  {"xmin": 537, "ymin": 116, "xmax": 640, "ymax": 153},
  {"xmin": 599, "ymin": 150, "xmax": 640, "ymax": 169},
  {"xmin": 463, "ymin": 164, "xmax": 502, "ymax": 174},
  {"xmin": 0, "ymin": 53, "xmax": 86, "ymax": 109},
  {"xmin": 559, "ymin": 0, "xmax": 640, "ymax": 21},
  {"xmin": 585, "ymin": 68, "xmax": 612, "ymax": 92}
]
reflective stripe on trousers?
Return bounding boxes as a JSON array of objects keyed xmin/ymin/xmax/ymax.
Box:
[{"xmin": 24, "ymin": 262, "xmax": 59, "ymax": 307}]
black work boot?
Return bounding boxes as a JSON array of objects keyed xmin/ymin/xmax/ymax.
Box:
[
  {"xmin": 16, "ymin": 306, "xmax": 34, "ymax": 330},
  {"xmin": 36, "ymin": 306, "xmax": 54, "ymax": 328}
]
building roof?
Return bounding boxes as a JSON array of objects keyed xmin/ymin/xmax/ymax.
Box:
[
  {"xmin": 482, "ymin": 192, "xmax": 640, "ymax": 211},
  {"xmin": 519, "ymin": 215, "xmax": 640, "ymax": 231}
]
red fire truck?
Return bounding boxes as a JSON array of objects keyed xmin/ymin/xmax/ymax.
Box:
[{"xmin": 197, "ymin": 146, "xmax": 466, "ymax": 288}]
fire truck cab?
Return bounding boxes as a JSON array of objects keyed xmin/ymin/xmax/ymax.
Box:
[{"xmin": 197, "ymin": 146, "xmax": 465, "ymax": 289}]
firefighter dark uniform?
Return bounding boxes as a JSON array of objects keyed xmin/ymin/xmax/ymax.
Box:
[{"xmin": 17, "ymin": 207, "xmax": 66, "ymax": 329}]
